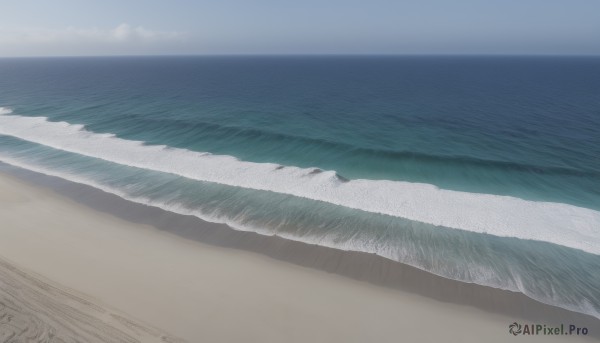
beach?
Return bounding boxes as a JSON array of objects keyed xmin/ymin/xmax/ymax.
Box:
[
  {"xmin": 1, "ymin": 57, "xmax": 600, "ymax": 325},
  {"xmin": 0, "ymin": 167, "xmax": 598, "ymax": 342},
  {"xmin": 1, "ymin": 1, "xmax": 599, "ymax": 340}
]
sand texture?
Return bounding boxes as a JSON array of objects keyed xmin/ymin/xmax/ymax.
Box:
[
  {"xmin": 0, "ymin": 256, "xmax": 183, "ymax": 343},
  {"xmin": 0, "ymin": 168, "xmax": 598, "ymax": 343}
]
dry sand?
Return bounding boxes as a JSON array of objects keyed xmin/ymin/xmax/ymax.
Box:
[
  {"xmin": 0, "ymin": 256, "xmax": 183, "ymax": 343},
  {"xmin": 0, "ymin": 171, "xmax": 597, "ymax": 342}
]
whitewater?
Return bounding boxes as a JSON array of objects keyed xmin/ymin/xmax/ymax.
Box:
[{"xmin": 1, "ymin": 107, "xmax": 599, "ymax": 256}]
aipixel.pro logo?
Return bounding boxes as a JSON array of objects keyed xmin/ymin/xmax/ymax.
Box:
[{"xmin": 509, "ymin": 322, "xmax": 588, "ymax": 336}]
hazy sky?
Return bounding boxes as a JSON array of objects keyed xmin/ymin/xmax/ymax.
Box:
[{"xmin": 1, "ymin": 0, "xmax": 599, "ymax": 56}]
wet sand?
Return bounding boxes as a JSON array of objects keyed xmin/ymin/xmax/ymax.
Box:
[{"xmin": 0, "ymin": 166, "xmax": 598, "ymax": 342}]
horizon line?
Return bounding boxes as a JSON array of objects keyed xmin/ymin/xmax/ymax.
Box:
[{"xmin": 1, "ymin": 53, "xmax": 600, "ymax": 59}]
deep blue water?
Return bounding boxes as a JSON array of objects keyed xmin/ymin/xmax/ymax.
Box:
[{"xmin": 0, "ymin": 56, "xmax": 599, "ymax": 318}]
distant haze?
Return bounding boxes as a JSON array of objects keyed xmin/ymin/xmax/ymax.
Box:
[{"xmin": 1, "ymin": 0, "xmax": 599, "ymax": 57}]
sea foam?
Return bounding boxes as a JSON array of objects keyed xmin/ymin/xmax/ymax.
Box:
[{"xmin": 1, "ymin": 111, "xmax": 599, "ymax": 255}]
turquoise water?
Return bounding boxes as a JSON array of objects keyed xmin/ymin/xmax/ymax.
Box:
[{"xmin": 0, "ymin": 56, "xmax": 599, "ymax": 318}]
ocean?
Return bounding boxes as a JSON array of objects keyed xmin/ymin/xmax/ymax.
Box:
[{"xmin": 0, "ymin": 56, "xmax": 599, "ymax": 318}]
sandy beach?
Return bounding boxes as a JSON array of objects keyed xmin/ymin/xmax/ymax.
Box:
[
  {"xmin": 0, "ymin": 255, "xmax": 183, "ymax": 343},
  {"xmin": 0, "ymin": 168, "xmax": 598, "ymax": 343}
]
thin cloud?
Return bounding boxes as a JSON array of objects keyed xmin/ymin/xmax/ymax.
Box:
[{"xmin": 0, "ymin": 23, "xmax": 185, "ymax": 45}]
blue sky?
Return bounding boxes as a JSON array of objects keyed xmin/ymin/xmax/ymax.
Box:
[{"xmin": 1, "ymin": 0, "xmax": 598, "ymax": 56}]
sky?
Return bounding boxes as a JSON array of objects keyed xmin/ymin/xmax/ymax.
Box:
[{"xmin": 0, "ymin": 0, "xmax": 599, "ymax": 57}]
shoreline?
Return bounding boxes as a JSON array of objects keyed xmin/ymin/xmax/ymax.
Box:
[{"xmin": 0, "ymin": 163, "xmax": 598, "ymax": 342}]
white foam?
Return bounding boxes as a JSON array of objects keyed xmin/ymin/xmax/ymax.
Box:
[
  {"xmin": 0, "ymin": 107, "xmax": 13, "ymax": 115},
  {"xmin": 3, "ymin": 154, "xmax": 599, "ymax": 321},
  {"xmin": 1, "ymin": 112, "xmax": 600, "ymax": 255}
]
